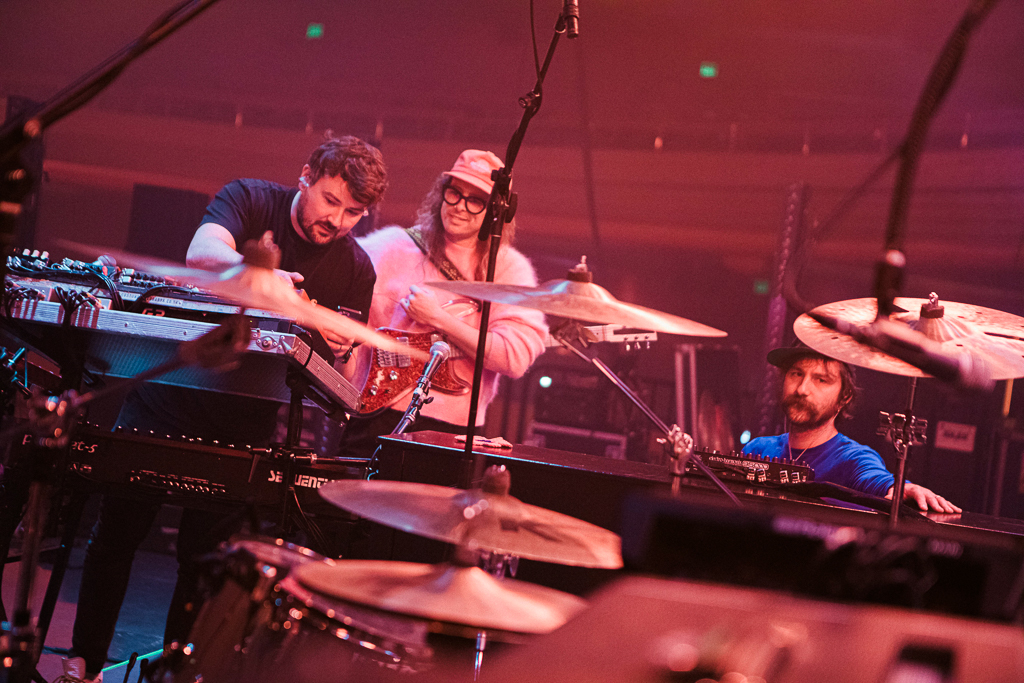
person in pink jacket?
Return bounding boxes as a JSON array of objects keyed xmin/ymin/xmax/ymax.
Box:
[{"xmin": 340, "ymin": 149, "xmax": 548, "ymax": 455}]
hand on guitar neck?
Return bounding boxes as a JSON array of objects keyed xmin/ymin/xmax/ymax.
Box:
[{"xmin": 296, "ymin": 287, "xmax": 353, "ymax": 356}]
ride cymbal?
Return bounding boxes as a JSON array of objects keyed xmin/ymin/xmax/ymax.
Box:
[
  {"xmin": 55, "ymin": 239, "xmax": 425, "ymax": 360},
  {"xmin": 318, "ymin": 479, "xmax": 623, "ymax": 569},
  {"xmin": 794, "ymin": 294, "xmax": 1024, "ymax": 379},
  {"xmin": 426, "ymin": 258, "xmax": 725, "ymax": 337}
]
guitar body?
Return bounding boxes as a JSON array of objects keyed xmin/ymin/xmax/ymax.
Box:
[
  {"xmin": 357, "ymin": 328, "xmax": 469, "ymax": 415},
  {"xmin": 356, "ymin": 320, "xmax": 658, "ymax": 415}
]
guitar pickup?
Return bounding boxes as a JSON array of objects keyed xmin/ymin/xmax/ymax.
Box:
[
  {"xmin": 396, "ymin": 337, "xmax": 412, "ymax": 368},
  {"xmin": 377, "ymin": 337, "xmax": 413, "ymax": 368}
]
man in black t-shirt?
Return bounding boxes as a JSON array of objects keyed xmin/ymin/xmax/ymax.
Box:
[{"xmin": 61, "ymin": 137, "xmax": 387, "ymax": 683}]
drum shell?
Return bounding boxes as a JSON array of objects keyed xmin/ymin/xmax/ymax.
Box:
[
  {"xmin": 237, "ymin": 575, "xmax": 434, "ymax": 682},
  {"xmin": 174, "ymin": 538, "xmax": 330, "ymax": 683}
]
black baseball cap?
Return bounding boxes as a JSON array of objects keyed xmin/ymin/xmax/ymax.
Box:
[{"xmin": 766, "ymin": 342, "xmax": 827, "ymax": 368}]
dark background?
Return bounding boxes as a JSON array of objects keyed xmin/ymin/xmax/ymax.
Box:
[{"xmin": 2, "ymin": 0, "xmax": 1023, "ymax": 512}]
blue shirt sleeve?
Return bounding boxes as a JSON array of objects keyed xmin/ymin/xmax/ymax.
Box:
[{"xmin": 816, "ymin": 436, "xmax": 894, "ymax": 497}]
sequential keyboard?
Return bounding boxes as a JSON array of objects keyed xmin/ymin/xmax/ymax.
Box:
[{"xmin": 13, "ymin": 424, "xmax": 366, "ymax": 516}]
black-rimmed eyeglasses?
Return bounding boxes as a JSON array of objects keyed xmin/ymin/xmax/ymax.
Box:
[{"xmin": 442, "ymin": 184, "xmax": 488, "ymax": 215}]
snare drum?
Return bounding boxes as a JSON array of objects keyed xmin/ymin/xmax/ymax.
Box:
[{"xmin": 174, "ymin": 537, "xmax": 332, "ymax": 683}]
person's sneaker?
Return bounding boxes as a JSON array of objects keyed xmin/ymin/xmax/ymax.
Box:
[{"xmin": 53, "ymin": 656, "xmax": 103, "ymax": 683}]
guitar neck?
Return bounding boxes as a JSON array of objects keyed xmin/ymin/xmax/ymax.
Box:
[
  {"xmin": 375, "ymin": 324, "xmax": 658, "ymax": 366},
  {"xmin": 545, "ymin": 325, "xmax": 657, "ymax": 348},
  {"xmin": 445, "ymin": 324, "xmax": 658, "ymax": 358}
]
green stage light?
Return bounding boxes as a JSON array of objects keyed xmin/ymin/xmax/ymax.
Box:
[
  {"xmin": 306, "ymin": 23, "xmax": 324, "ymax": 39},
  {"xmin": 699, "ymin": 61, "xmax": 718, "ymax": 78}
]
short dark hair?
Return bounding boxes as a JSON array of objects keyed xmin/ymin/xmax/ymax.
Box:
[
  {"xmin": 778, "ymin": 352, "xmax": 859, "ymax": 420},
  {"xmin": 306, "ymin": 135, "xmax": 388, "ymax": 206}
]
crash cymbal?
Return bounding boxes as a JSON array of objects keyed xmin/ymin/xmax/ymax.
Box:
[
  {"xmin": 318, "ymin": 479, "xmax": 623, "ymax": 569},
  {"xmin": 55, "ymin": 239, "xmax": 426, "ymax": 360},
  {"xmin": 426, "ymin": 258, "xmax": 725, "ymax": 338},
  {"xmin": 794, "ymin": 295, "xmax": 1024, "ymax": 379},
  {"xmin": 295, "ymin": 560, "xmax": 586, "ymax": 634}
]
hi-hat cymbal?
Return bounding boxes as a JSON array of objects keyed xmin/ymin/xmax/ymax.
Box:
[
  {"xmin": 318, "ymin": 480, "xmax": 623, "ymax": 569},
  {"xmin": 55, "ymin": 239, "xmax": 425, "ymax": 360},
  {"xmin": 295, "ymin": 560, "xmax": 586, "ymax": 634},
  {"xmin": 794, "ymin": 295, "xmax": 1024, "ymax": 379},
  {"xmin": 426, "ymin": 260, "xmax": 725, "ymax": 337}
]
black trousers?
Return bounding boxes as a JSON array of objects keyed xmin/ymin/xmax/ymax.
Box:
[
  {"xmin": 69, "ymin": 498, "xmax": 236, "ymax": 675},
  {"xmin": 68, "ymin": 387, "xmax": 274, "ymax": 676}
]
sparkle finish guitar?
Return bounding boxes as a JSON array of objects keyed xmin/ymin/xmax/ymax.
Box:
[{"xmin": 357, "ymin": 325, "xmax": 657, "ymax": 415}]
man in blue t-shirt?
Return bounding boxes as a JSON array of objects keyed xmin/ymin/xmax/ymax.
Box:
[{"xmin": 743, "ymin": 345, "xmax": 960, "ymax": 514}]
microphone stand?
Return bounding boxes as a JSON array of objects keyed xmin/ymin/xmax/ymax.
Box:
[
  {"xmin": 869, "ymin": 0, "xmax": 999, "ymax": 525},
  {"xmin": 392, "ymin": 343, "xmax": 451, "ymax": 436},
  {"xmin": 460, "ymin": 5, "xmax": 579, "ymax": 488},
  {"xmin": 0, "ymin": 0, "xmax": 224, "ymax": 285},
  {"xmin": 390, "ymin": 380, "xmax": 432, "ymax": 436},
  {"xmin": 774, "ymin": 0, "xmax": 1001, "ymax": 526}
]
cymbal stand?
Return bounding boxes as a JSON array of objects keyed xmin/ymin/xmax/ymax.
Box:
[
  {"xmin": 473, "ymin": 631, "xmax": 487, "ymax": 681},
  {"xmin": 280, "ymin": 369, "xmax": 310, "ymax": 531},
  {"xmin": 452, "ymin": 465, "xmax": 514, "ymax": 682},
  {"xmin": 0, "ymin": 392, "xmax": 75, "ymax": 683},
  {"xmin": 877, "ymin": 377, "xmax": 927, "ymax": 529},
  {"xmin": 554, "ymin": 338, "xmax": 742, "ymax": 508}
]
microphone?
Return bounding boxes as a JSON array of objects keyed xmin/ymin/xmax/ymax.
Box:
[
  {"xmin": 392, "ymin": 341, "xmax": 452, "ymax": 436},
  {"xmin": 810, "ymin": 313, "xmax": 994, "ymax": 391},
  {"xmin": 413, "ymin": 341, "xmax": 452, "ymax": 399},
  {"xmin": 562, "ymin": 0, "xmax": 580, "ymax": 38}
]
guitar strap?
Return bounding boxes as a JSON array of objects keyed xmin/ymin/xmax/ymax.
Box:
[{"xmin": 405, "ymin": 227, "xmax": 466, "ymax": 282}]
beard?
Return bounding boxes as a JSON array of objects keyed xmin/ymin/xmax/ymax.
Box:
[
  {"xmin": 783, "ymin": 393, "xmax": 842, "ymax": 431},
  {"xmin": 296, "ymin": 195, "xmax": 342, "ymax": 245}
]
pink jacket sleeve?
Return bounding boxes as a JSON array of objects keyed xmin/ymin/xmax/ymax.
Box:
[{"xmin": 480, "ymin": 247, "xmax": 548, "ymax": 379}]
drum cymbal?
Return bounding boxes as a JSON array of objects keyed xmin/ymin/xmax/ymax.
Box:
[
  {"xmin": 794, "ymin": 295, "xmax": 1024, "ymax": 379},
  {"xmin": 55, "ymin": 239, "xmax": 425, "ymax": 360},
  {"xmin": 294, "ymin": 560, "xmax": 587, "ymax": 634},
  {"xmin": 425, "ymin": 259, "xmax": 725, "ymax": 337},
  {"xmin": 318, "ymin": 480, "xmax": 623, "ymax": 569}
]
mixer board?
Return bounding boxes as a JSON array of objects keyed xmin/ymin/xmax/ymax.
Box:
[
  {"xmin": 5, "ymin": 249, "xmax": 284, "ymax": 321},
  {"xmin": 2, "ymin": 250, "xmax": 360, "ymax": 410},
  {"xmin": 690, "ymin": 447, "xmax": 814, "ymax": 485}
]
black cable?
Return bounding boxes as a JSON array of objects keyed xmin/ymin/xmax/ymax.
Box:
[
  {"xmin": 529, "ymin": 0, "xmax": 541, "ymax": 78},
  {"xmin": 6, "ymin": 259, "xmax": 124, "ymax": 310},
  {"xmin": 289, "ymin": 489, "xmax": 328, "ymax": 552},
  {"xmin": 126, "ymin": 285, "xmax": 195, "ymax": 313},
  {"xmin": 885, "ymin": 0, "xmax": 999, "ymax": 252},
  {"xmin": 93, "ymin": 272, "xmax": 125, "ymax": 311}
]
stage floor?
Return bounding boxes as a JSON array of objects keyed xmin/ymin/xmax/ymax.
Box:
[{"xmin": 2, "ymin": 510, "xmax": 179, "ymax": 682}]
